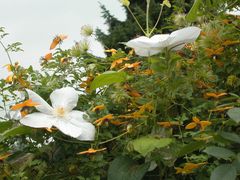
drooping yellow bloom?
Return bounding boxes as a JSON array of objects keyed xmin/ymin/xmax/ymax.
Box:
[
  {"xmin": 92, "ymin": 105, "xmax": 105, "ymax": 112},
  {"xmin": 110, "ymin": 57, "xmax": 129, "ymax": 69},
  {"xmin": 0, "ymin": 153, "xmax": 12, "ymax": 161},
  {"xmin": 175, "ymin": 162, "xmax": 207, "ymax": 174},
  {"xmin": 11, "ymin": 99, "xmax": 39, "ymax": 111},
  {"xmin": 94, "ymin": 114, "xmax": 114, "ymax": 126},
  {"xmin": 43, "ymin": 53, "xmax": 52, "ymax": 61},
  {"xmin": 5, "ymin": 75, "xmax": 14, "ymax": 83},
  {"xmin": 105, "ymin": 48, "xmax": 117, "ymax": 56},
  {"xmin": 158, "ymin": 121, "xmax": 180, "ymax": 128},
  {"xmin": 205, "ymin": 47, "xmax": 224, "ymax": 57},
  {"xmin": 77, "ymin": 148, "xmax": 106, "ymax": 155},
  {"xmin": 204, "ymin": 92, "xmax": 227, "ymax": 99},
  {"xmin": 223, "ymin": 40, "xmax": 240, "ymax": 46},
  {"xmin": 124, "ymin": 62, "xmax": 141, "ymax": 69},
  {"xmin": 209, "ymin": 106, "xmax": 234, "ymax": 112},
  {"xmin": 185, "ymin": 117, "xmax": 211, "ymax": 131}
]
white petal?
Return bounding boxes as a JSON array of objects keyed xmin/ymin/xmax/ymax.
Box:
[
  {"xmin": 168, "ymin": 26, "xmax": 201, "ymax": 50},
  {"xmin": 76, "ymin": 122, "xmax": 95, "ymax": 141},
  {"xmin": 26, "ymin": 89, "xmax": 53, "ymax": 115},
  {"xmin": 151, "ymin": 34, "xmax": 170, "ymax": 48},
  {"xmin": 126, "ymin": 36, "xmax": 153, "ymax": 49},
  {"xmin": 50, "ymin": 87, "xmax": 79, "ymax": 112},
  {"xmin": 134, "ymin": 47, "xmax": 162, "ymax": 57},
  {"xmin": 68, "ymin": 111, "xmax": 95, "ymax": 141},
  {"xmin": 20, "ymin": 112, "xmax": 54, "ymax": 128}
]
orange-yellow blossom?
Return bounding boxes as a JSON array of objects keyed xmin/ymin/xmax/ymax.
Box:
[
  {"xmin": 205, "ymin": 47, "xmax": 224, "ymax": 57},
  {"xmin": 209, "ymin": 106, "xmax": 234, "ymax": 112},
  {"xmin": 223, "ymin": 40, "xmax": 240, "ymax": 46},
  {"xmin": 94, "ymin": 114, "xmax": 114, "ymax": 126},
  {"xmin": 92, "ymin": 105, "xmax": 105, "ymax": 112},
  {"xmin": 5, "ymin": 75, "xmax": 14, "ymax": 83},
  {"xmin": 11, "ymin": 99, "xmax": 39, "ymax": 111},
  {"xmin": 204, "ymin": 92, "xmax": 227, "ymax": 99},
  {"xmin": 50, "ymin": 34, "xmax": 68, "ymax": 50},
  {"xmin": 110, "ymin": 57, "xmax": 129, "ymax": 69},
  {"xmin": 44, "ymin": 53, "xmax": 52, "ymax": 61},
  {"xmin": 185, "ymin": 117, "xmax": 211, "ymax": 131},
  {"xmin": 105, "ymin": 48, "xmax": 117, "ymax": 55},
  {"xmin": 0, "ymin": 153, "xmax": 12, "ymax": 161},
  {"xmin": 158, "ymin": 121, "xmax": 180, "ymax": 128},
  {"xmin": 175, "ymin": 162, "xmax": 207, "ymax": 174},
  {"xmin": 77, "ymin": 148, "xmax": 106, "ymax": 155},
  {"xmin": 124, "ymin": 62, "xmax": 141, "ymax": 69}
]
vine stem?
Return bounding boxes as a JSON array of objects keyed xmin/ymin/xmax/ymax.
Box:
[
  {"xmin": 0, "ymin": 40, "xmax": 13, "ymax": 65},
  {"xmin": 149, "ymin": 4, "xmax": 164, "ymax": 36},
  {"xmin": 146, "ymin": 0, "xmax": 150, "ymax": 36},
  {"xmin": 127, "ymin": 6, "xmax": 147, "ymax": 36}
]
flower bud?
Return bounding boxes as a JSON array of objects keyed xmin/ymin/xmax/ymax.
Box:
[
  {"xmin": 120, "ymin": 0, "xmax": 130, "ymax": 7},
  {"xmin": 80, "ymin": 25, "xmax": 93, "ymax": 37}
]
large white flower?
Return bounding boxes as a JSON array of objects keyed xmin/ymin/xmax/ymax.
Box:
[
  {"xmin": 20, "ymin": 87, "xmax": 95, "ymax": 141},
  {"xmin": 126, "ymin": 26, "xmax": 201, "ymax": 57}
]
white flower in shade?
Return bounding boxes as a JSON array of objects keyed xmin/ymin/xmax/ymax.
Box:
[
  {"xmin": 126, "ymin": 26, "xmax": 201, "ymax": 57},
  {"xmin": 20, "ymin": 87, "xmax": 95, "ymax": 141}
]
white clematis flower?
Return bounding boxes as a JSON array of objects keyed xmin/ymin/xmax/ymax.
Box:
[
  {"xmin": 126, "ymin": 26, "xmax": 201, "ymax": 57},
  {"xmin": 20, "ymin": 87, "xmax": 95, "ymax": 141}
]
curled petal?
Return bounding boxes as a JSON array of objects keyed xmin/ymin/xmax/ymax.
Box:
[
  {"xmin": 168, "ymin": 26, "xmax": 201, "ymax": 50},
  {"xmin": 26, "ymin": 89, "xmax": 53, "ymax": 115},
  {"xmin": 50, "ymin": 87, "xmax": 78, "ymax": 112},
  {"xmin": 20, "ymin": 112, "xmax": 55, "ymax": 128}
]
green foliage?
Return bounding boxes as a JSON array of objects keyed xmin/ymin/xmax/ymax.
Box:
[
  {"xmin": 129, "ymin": 136, "xmax": 173, "ymax": 157},
  {"xmin": 0, "ymin": 1, "xmax": 240, "ymax": 179},
  {"xmin": 90, "ymin": 71, "xmax": 127, "ymax": 91},
  {"xmin": 210, "ymin": 164, "xmax": 237, "ymax": 180},
  {"xmin": 108, "ymin": 156, "xmax": 150, "ymax": 180}
]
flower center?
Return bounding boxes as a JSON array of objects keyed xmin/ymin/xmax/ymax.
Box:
[{"xmin": 54, "ymin": 107, "xmax": 66, "ymax": 117}]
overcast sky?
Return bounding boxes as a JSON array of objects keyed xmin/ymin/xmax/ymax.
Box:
[{"xmin": 0, "ymin": 0, "xmax": 126, "ymax": 79}]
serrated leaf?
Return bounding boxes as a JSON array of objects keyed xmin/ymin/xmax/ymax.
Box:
[
  {"xmin": 220, "ymin": 131, "xmax": 240, "ymax": 144},
  {"xmin": 186, "ymin": 0, "xmax": 202, "ymax": 22},
  {"xmin": 177, "ymin": 141, "xmax": 205, "ymax": 157},
  {"xmin": 203, "ymin": 146, "xmax": 235, "ymax": 159},
  {"xmin": 108, "ymin": 156, "xmax": 149, "ymax": 180},
  {"xmin": 130, "ymin": 136, "xmax": 172, "ymax": 157},
  {"xmin": 90, "ymin": 71, "xmax": 127, "ymax": 91},
  {"xmin": 227, "ymin": 108, "xmax": 240, "ymax": 123},
  {"xmin": 210, "ymin": 164, "xmax": 237, "ymax": 180}
]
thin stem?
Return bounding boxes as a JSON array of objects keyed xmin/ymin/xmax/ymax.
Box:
[
  {"xmin": 146, "ymin": 0, "xmax": 150, "ymax": 36},
  {"xmin": 0, "ymin": 40, "xmax": 13, "ymax": 65},
  {"xmin": 149, "ymin": 4, "xmax": 164, "ymax": 36},
  {"xmin": 99, "ymin": 131, "xmax": 128, "ymax": 145},
  {"xmin": 127, "ymin": 6, "xmax": 147, "ymax": 36}
]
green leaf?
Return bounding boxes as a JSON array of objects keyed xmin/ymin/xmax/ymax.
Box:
[
  {"xmin": 90, "ymin": 71, "xmax": 127, "ymax": 91},
  {"xmin": 130, "ymin": 136, "xmax": 172, "ymax": 157},
  {"xmin": 177, "ymin": 141, "xmax": 205, "ymax": 157},
  {"xmin": 227, "ymin": 108, "xmax": 240, "ymax": 123},
  {"xmin": 220, "ymin": 132, "xmax": 240, "ymax": 144},
  {"xmin": 0, "ymin": 125, "xmax": 32, "ymax": 142},
  {"xmin": 203, "ymin": 146, "xmax": 236, "ymax": 159},
  {"xmin": 186, "ymin": 0, "xmax": 202, "ymax": 22},
  {"xmin": 0, "ymin": 121, "xmax": 13, "ymax": 133},
  {"xmin": 210, "ymin": 164, "xmax": 237, "ymax": 180},
  {"xmin": 108, "ymin": 156, "xmax": 149, "ymax": 180}
]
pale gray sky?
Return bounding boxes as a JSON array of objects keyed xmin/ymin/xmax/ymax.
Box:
[{"xmin": 0, "ymin": 0, "xmax": 126, "ymax": 79}]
